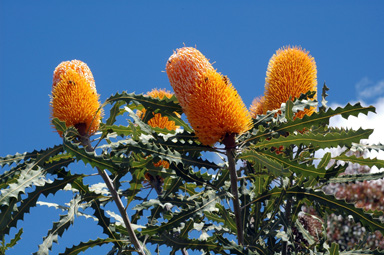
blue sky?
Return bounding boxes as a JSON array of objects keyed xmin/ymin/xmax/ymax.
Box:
[{"xmin": 1, "ymin": 1, "xmax": 384, "ymax": 254}]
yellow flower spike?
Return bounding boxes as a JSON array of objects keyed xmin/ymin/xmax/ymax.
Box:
[
  {"xmin": 264, "ymin": 46, "xmax": 317, "ymax": 119},
  {"xmin": 50, "ymin": 60, "xmax": 102, "ymax": 137},
  {"xmin": 52, "ymin": 60, "xmax": 96, "ymax": 91},
  {"xmin": 249, "ymin": 96, "xmax": 265, "ymax": 118},
  {"xmin": 137, "ymin": 88, "xmax": 178, "ymax": 175},
  {"xmin": 166, "ymin": 48, "xmax": 252, "ymax": 146},
  {"xmin": 137, "ymin": 88, "xmax": 179, "ymax": 131},
  {"xmin": 166, "ymin": 47, "xmax": 215, "ymax": 109}
]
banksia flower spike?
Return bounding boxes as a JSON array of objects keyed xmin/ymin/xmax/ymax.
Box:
[
  {"xmin": 166, "ymin": 47, "xmax": 252, "ymax": 146},
  {"xmin": 263, "ymin": 46, "xmax": 317, "ymax": 119},
  {"xmin": 249, "ymin": 96, "xmax": 265, "ymax": 118},
  {"xmin": 138, "ymin": 88, "xmax": 179, "ymax": 132},
  {"xmin": 138, "ymin": 88, "xmax": 177, "ymax": 171},
  {"xmin": 50, "ymin": 60, "xmax": 102, "ymax": 137}
]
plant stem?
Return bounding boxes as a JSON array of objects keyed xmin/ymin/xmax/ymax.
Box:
[
  {"xmin": 223, "ymin": 134, "xmax": 244, "ymax": 246},
  {"xmin": 81, "ymin": 136, "xmax": 146, "ymax": 255},
  {"xmin": 282, "ymin": 197, "xmax": 292, "ymax": 255}
]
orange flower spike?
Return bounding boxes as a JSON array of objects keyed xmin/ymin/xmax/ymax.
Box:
[
  {"xmin": 249, "ymin": 96, "xmax": 265, "ymax": 118},
  {"xmin": 166, "ymin": 48, "xmax": 252, "ymax": 146},
  {"xmin": 185, "ymin": 70, "xmax": 252, "ymax": 146},
  {"xmin": 264, "ymin": 46, "xmax": 317, "ymax": 119},
  {"xmin": 52, "ymin": 60, "xmax": 96, "ymax": 91},
  {"xmin": 138, "ymin": 88, "xmax": 178, "ymax": 131},
  {"xmin": 166, "ymin": 47, "xmax": 215, "ymax": 109},
  {"xmin": 50, "ymin": 60, "xmax": 102, "ymax": 137}
]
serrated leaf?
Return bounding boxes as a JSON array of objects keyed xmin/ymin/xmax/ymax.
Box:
[
  {"xmin": 285, "ymin": 99, "xmax": 294, "ymax": 121},
  {"xmin": 116, "ymin": 139, "xmax": 220, "ymax": 170},
  {"xmin": 63, "ymin": 135, "xmax": 120, "ymax": 174},
  {"xmin": 0, "ymin": 166, "xmax": 46, "ymax": 207},
  {"xmin": 35, "ymin": 196, "xmax": 80, "ymax": 255},
  {"xmin": 328, "ymin": 243, "xmax": 340, "ymax": 255},
  {"xmin": 52, "ymin": 118, "xmax": 68, "ymax": 134},
  {"xmin": 328, "ymin": 171, "xmax": 384, "ymax": 184},
  {"xmin": 320, "ymin": 82, "xmax": 330, "ymax": 112},
  {"xmin": 251, "ymin": 128, "xmax": 373, "ymax": 151},
  {"xmin": 333, "ymin": 153, "xmax": 384, "ymax": 169},
  {"xmin": 239, "ymin": 149, "xmax": 290, "ymax": 177},
  {"xmin": 257, "ymin": 149, "xmax": 326, "ymax": 178},
  {"xmin": 90, "ymin": 200, "xmax": 122, "ymax": 248},
  {"xmin": 58, "ymin": 238, "xmax": 122, "ymax": 255},
  {"xmin": 105, "ymin": 91, "xmax": 182, "ymax": 115},
  {"xmin": 317, "ymin": 152, "xmax": 332, "ymax": 170},
  {"xmin": 277, "ymin": 103, "xmax": 375, "ymax": 134},
  {"xmin": 99, "ymin": 124, "xmax": 134, "ymax": 136},
  {"xmin": 0, "ymin": 145, "xmax": 64, "ymax": 188},
  {"xmin": 295, "ymin": 218, "xmax": 315, "ymax": 245},
  {"xmin": 141, "ymin": 190, "xmax": 226, "ymax": 235},
  {"xmin": 1, "ymin": 228, "xmax": 23, "ymax": 252},
  {"xmin": 0, "ymin": 171, "xmax": 83, "ymax": 238}
]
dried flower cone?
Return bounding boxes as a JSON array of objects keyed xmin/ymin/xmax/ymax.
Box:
[
  {"xmin": 264, "ymin": 46, "xmax": 317, "ymax": 119},
  {"xmin": 50, "ymin": 60, "xmax": 102, "ymax": 137},
  {"xmin": 166, "ymin": 47, "xmax": 252, "ymax": 146}
]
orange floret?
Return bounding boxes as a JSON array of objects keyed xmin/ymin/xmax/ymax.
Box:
[
  {"xmin": 264, "ymin": 46, "xmax": 317, "ymax": 119},
  {"xmin": 50, "ymin": 60, "xmax": 102, "ymax": 137}
]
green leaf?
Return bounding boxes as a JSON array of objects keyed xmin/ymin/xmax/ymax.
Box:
[
  {"xmin": 113, "ymin": 139, "xmax": 220, "ymax": 170},
  {"xmin": 256, "ymin": 149, "xmax": 325, "ymax": 178},
  {"xmin": 328, "ymin": 243, "xmax": 340, "ymax": 255},
  {"xmin": 52, "ymin": 118, "xmax": 68, "ymax": 134},
  {"xmin": 239, "ymin": 149, "xmax": 290, "ymax": 177},
  {"xmin": 333, "ymin": 153, "xmax": 384, "ymax": 169},
  {"xmin": 0, "ymin": 145, "xmax": 64, "ymax": 187},
  {"xmin": 215, "ymin": 204, "xmax": 237, "ymax": 234},
  {"xmin": 105, "ymin": 91, "xmax": 182, "ymax": 115},
  {"xmin": 295, "ymin": 218, "xmax": 315, "ymax": 245},
  {"xmin": 35, "ymin": 196, "xmax": 80, "ymax": 255},
  {"xmin": 320, "ymin": 82, "xmax": 330, "ymax": 112},
  {"xmin": 63, "ymin": 134, "xmax": 121, "ymax": 174},
  {"xmin": 317, "ymin": 152, "xmax": 332, "ymax": 170},
  {"xmin": 328, "ymin": 171, "xmax": 384, "ymax": 184},
  {"xmin": 59, "ymin": 238, "xmax": 123, "ymax": 255},
  {"xmin": 141, "ymin": 190, "xmax": 226, "ymax": 235},
  {"xmin": 99, "ymin": 124, "xmax": 134, "ymax": 137},
  {"xmin": 90, "ymin": 200, "xmax": 122, "ymax": 248},
  {"xmin": 285, "ymin": 99, "xmax": 294, "ymax": 121},
  {"xmin": 1, "ymin": 228, "xmax": 23, "ymax": 252},
  {"xmin": 0, "ymin": 171, "xmax": 83, "ymax": 238},
  {"xmin": 251, "ymin": 128, "xmax": 373, "ymax": 151},
  {"xmin": 0, "ymin": 165, "xmax": 46, "ymax": 207},
  {"xmin": 277, "ymin": 103, "xmax": 375, "ymax": 134}
]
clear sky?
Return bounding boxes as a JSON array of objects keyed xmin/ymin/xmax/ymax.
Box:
[{"xmin": 1, "ymin": 1, "xmax": 384, "ymax": 254}]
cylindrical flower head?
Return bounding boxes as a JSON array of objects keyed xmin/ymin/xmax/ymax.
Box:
[
  {"xmin": 50, "ymin": 60, "xmax": 102, "ymax": 137},
  {"xmin": 166, "ymin": 48, "xmax": 252, "ymax": 146},
  {"xmin": 53, "ymin": 60, "xmax": 96, "ymax": 91},
  {"xmin": 264, "ymin": 46, "xmax": 317, "ymax": 119},
  {"xmin": 166, "ymin": 47, "xmax": 215, "ymax": 109},
  {"xmin": 249, "ymin": 96, "xmax": 265, "ymax": 118},
  {"xmin": 137, "ymin": 88, "xmax": 179, "ymax": 131}
]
